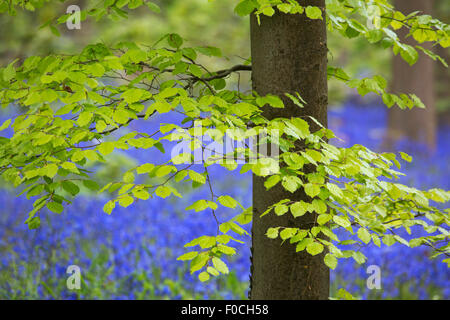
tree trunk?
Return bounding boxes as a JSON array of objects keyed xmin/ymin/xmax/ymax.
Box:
[
  {"xmin": 386, "ymin": 0, "xmax": 436, "ymax": 151},
  {"xmin": 249, "ymin": 1, "xmax": 329, "ymax": 300},
  {"xmin": 434, "ymin": 0, "xmax": 450, "ymax": 126}
]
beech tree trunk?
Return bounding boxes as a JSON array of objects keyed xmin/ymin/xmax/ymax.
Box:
[
  {"xmin": 249, "ymin": 1, "xmax": 329, "ymax": 300},
  {"xmin": 386, "ymin": 0, "xmax": 436, "ymax": 150}
]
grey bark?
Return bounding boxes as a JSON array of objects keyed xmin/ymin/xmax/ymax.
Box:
[{"xmin": 249, "ymin": 1, "xmax": 329, "ymax": 300}]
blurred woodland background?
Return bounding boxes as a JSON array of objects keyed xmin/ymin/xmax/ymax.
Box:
[{"xmin": 0, "ymin": 0, "xmax": 449, "ymax": 299}]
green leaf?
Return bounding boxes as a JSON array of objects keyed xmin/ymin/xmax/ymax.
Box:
[
  {"xmin": 234, "ymin": 0, "xmax": 256, "ymax": 17},
  {"xmin": 400, "ymin": 44, "xmax": 419, "ymax": 66},
  {"xmin": 337, "ymin": 288, "xmax": 356, "ymax": 300},
  {"xmin": 116, "ymin": 0, "xmax": 130, "ymax": 8},
  {"xmin": 333, "ymin": 215, "xmax": 351, "ymax": 228},
  {"xmin": 133, "ymin": 189, "xmax": 150, "ymax": 200},
  {"xmin": 207, "ymin": 267, "xmax": 220, "ymax": 277},
  {"xmin": 266, "ymin": 227, "xmax": 279, "ymax": 239},
  {"xmin": 155, "ymin": 165, "xmax": 175, "ymax": 177},
  {"xmin": 189, "ymin": 64, "xmax": 203, "ymax": 78},
  {"xmin": 123, "ymin": 171, "xmax": 135, "ymax": 183},
  {"xmin": 277, "ymin": 3, "xmax": 292, "ymax": 14},
  {"xmin": 27, "ymin": 216, "xmax": 41, "ymax": 229},
  {"xmin": 264, "ymin": 175, "xmax": 280, "ymax": 190},
  {"xmin": 317, "ymin": 214, "xmax": 332, "ymax": 225},
  {"xmin": 128, "ymin": 0, "xmax": 143, "ymax": 9},
  {"xmin": 82, "ymin": 180, "xmax": 100, "ymax": 191},
  {"xmin": 47, "ymin": 201, "xmax": 64, "ymax": 214},
  {"xmin": 399, "ymin": 152, "xmax": 412, "ymax": 163},
  {"xmin": 195, "ymin": 46, "xmax": 222, "ymax": 57},
  {"xmin": 189, "ymin": 170, "xmax": 206, "ymax": 184},
  {"xmin": 113, "ymin": 109, "xmax": 130, "ymax": 124},
  {"xmin": 118, "ymin": 195, "xmax": 134, "ymax": 208},
  {"xmin": 155, "ymin": 186, "xmax": 171, "ymax": 198},
  {"xmin": 352, "ymin": 251, "xmax": 367, "ymax": 264},
  {"xmin": 296, "ymin": 238, "xmax": 313, "ymax": 252},
  {"xmin": 261, "ymin": 6, "xmax": 275, "ymax": 17},
  {"xmin": 3, "ymin": 60, "xmax": 17, "ymax": 82},
  {"xmin": 61, "ymin": 162, "xmax": 79, "ymax": 173},
  {"xmin": 43, "ymin": 163, "xmax": 59, "ymax": 179},
  {"xmin": 62, "ymin": 180, "xmax": 80, "ymax": 196},
  {"xmin": 217, "ymin": 244, "xmax": 236, "ymax": 255},
  {"xmin": 186, "ymin": 199, "xmax": 216, "ymax": 212},
  {"xmin": 372, "ymin": 234, "xmax": 381, "ymax": 247},
  {"xmin": 198, "ymin": 272, "xmax": 210, "ymax": 282},
  {"xmin": 290, "ymin": 201, "xmax": 308, "ymax": 218},
  {"xmin": 357, "ymin": 228, "xmax": 371, "ymax": 244},
  {"xmin": 77, "ymin": 112, "xmax": 93, "ymax": 127},
  {"xmin": 290, "ymin": 229, "xmax": 308, "ymax": 243},
  {"xmin": 121, "ymin": 88, "xmax": 147, "ymax": 104},
  {"xmin": 23, "ymin": 92, "xmax": 41, "ymax": 106},
  {"xmin": 98, "ymin": 142, "xmax": 115, "ymax": 156},
  {"xmin": 280, "ymin": 228, "xmax": 297, "ymax": 241},
  {"xmin": 305, "ymin": 6, "xmax": 322, "ymax": 20},
  {"xmin": 212, "ymin": 257, "xmax": 229, "ymax": 274},
  {"xmin": 0, "ymin": 119, "xmax": 12, "ymax": 131},
  {"xmin": 326, "ymin": 183, "xmax": 343, "ymax": 198},
  {"xmin": 218, "ymin": 195, "xmax": 238, "ymax": 208},
  {"xmin": 27, "ymin": 184, "xmax": 45, "ymax": 198},
  {"xmin": 257, "ymin": 94, "xmax": 284, "ymax": 108},
  {"xmin": 177, "ymin": 251, "xmax": 198, "ymax": 261},
  {"xmin": 168, "ymin": 33, "xmax": 183, "ymax": 48},
  {"xmin": 103, "ymin": 200, "xmax": 116, "ymax": 215},
  {"xmin": 311, "ymin": 199, "xmax": 327, "ymax": 214},
  {"xmin": 383, "ymin": 234, "xmax": 396, "ymax": 246},
  {"xmin": 306, "ymin": 242, "xmax": 324, "ymax": 256},
  {"xmin": 324, "ymin": 253, "xmax": 338, "ymax": 270},
  {"xmin": 190, "ymin": 254, "xmax": 209, "ymax": 273},
  {"xmin": 282, "ymin": 176, "xmax": 301, "ymax": 193},
  {"xmin": 171, "ymin": 153, "xmax": 192, "ymax": 165},
  {"xmin": 306, "ymin": 149, "xmax": 322, "ymax": 163},
  {"xmin": 274, "ymin": 204, "xmax": 288, "ymax": 216},
  {"xmin": 146, "ymin": 2, "xmax": 160, "ymax": 13},
  {"xmin": 199, "ymin": 236, "xmax": 216, "ymax": 249},
  {"xmin": 136, "ymin": 163, "xmax": 154, "ymax": 174},
  {"xmin": 304, "ymin": 183, "xmax": 320, "ymax": 198}
]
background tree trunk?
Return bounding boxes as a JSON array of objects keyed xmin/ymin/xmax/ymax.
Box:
[
  {"xmin": 386, "ymin": 0, "xmax": 436, "ymax": 151},
  {"xmin": 434, "ymin": 0, "xmax": 450, "ymax": 125},
  {"xmin": 249, "ymin": 1, "xmax": 329, "ymax": 300}
]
